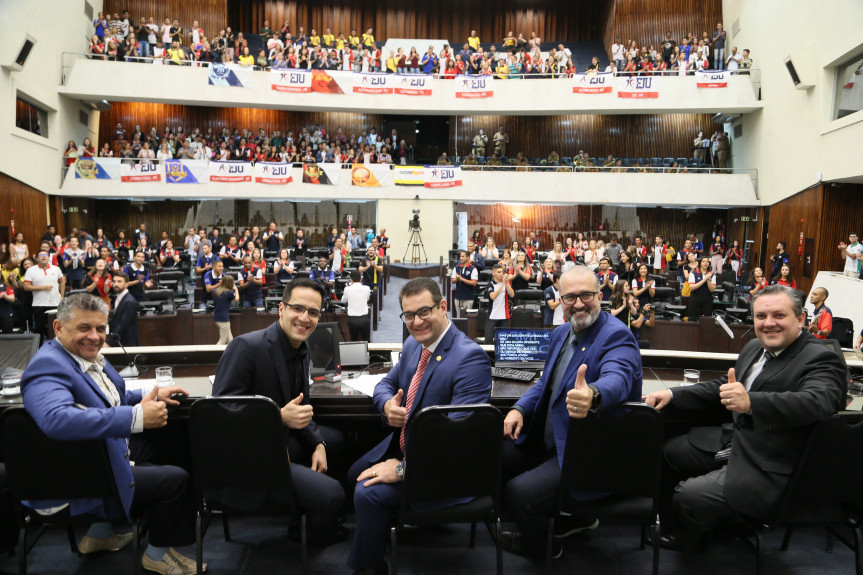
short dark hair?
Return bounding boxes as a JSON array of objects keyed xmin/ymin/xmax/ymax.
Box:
[
  {"xmin": 399, "ymin": 277, "xmax": 442, "ymax": 308},
  {"xmin": 282, "ymin": 278, "xmax": 326, "ymax": 306},
  {"xmin": 751, "ymin": 284, "xmax": 803, "ymax": 317},
  {"xmin": 552, "ymin": 271, "xmax": 561, "ymax": 282},
  {"xmin": 459, "ymin": 250, "xmax": 468, "ymax": 258},
  {"xmin": 778, "ymin": 241, "xmax": 787, "ymax": 249},
  {"xmin": 112, "ymin": 271, "xmax": 130, "ymax": 281},
  {"xmin": 350, "ymin": 270, "xmax": 361, "ymax": 282}
]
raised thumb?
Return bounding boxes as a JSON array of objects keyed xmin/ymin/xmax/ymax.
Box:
[
  {"xmin": 574, "ymin": 364, "xmax": 588, "ymax": 390},
  {"xmin": 145, "ymin": 385, "xmax": 159, "ymax": 400},
  {"xmin": 727, "ymin": 367, "xmax": 736, "ymax": 384},
  {"xmin": 394, "ymin": 389, "xmax": 404, "ymax": 403},
  {"xmin": 289, "ymin": 392, "xmax": 304, "ymax": 405}
]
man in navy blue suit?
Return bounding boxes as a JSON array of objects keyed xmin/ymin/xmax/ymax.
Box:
[
  {"xmin": 346, "ymin": 278, "xmax": 493, "ymax": 574},
  {"xmin": 500, "ymin": 265, "xmax": 643, "ymax": 560},
  {"xmin": 108, "ymin": 271, "xmax": 140, "ymax": 347},
  {"xmin": 21, "ymin": 293, "xmax": 203, "ymax": 574}
]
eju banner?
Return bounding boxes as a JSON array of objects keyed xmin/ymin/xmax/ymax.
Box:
[
  {"xmin": 209, "ymin": 161, "xmax": 252, "ymax": 182},
  {"xmin": 572, "ymin": 73, "xmax": 613, "ymax": 94},
  {"xmin": 271, "ymin": 69, "xmax": 312, "ymax": 93},
  {"xmin": 617, "ymin": 76, "xmax": 659, "ymax": 99},
  {"xmin": 394, "ymin": 74, "xmax": 432, "ymax": 96},
  {"xmin": 255, "ymin": 162, "xmax": 294, "ymax": 184},
  {"xmin": 353, "ymin": 73, "xmax": 393, "ymax": 94},
  {"xmin": 120, "ymin": 162, "xmax": 161, "ymax": 182},
  {"xmin": 695, "ymin": 70, "xmax": 729, "ymax": 88},
  {"xmin": 424, "ymin": 165, "xmax": 462, "ymax": 188},
  {"xmin": 455, "ymin": 76, "xmax": 493, "ymax": 98}
]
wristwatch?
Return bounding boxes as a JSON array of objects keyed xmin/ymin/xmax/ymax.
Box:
[
  {"xmin": 587, "ymin": 385, "xmax": 602, "ymax": 412},
  {"xmin": 394, "ymin": 461, "xmax": 405, "ymax": 479}
]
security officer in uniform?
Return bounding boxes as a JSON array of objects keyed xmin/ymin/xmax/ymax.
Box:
[{"xmin": 472, "ymin": 129, "xmax": 488, "ymax": 157}]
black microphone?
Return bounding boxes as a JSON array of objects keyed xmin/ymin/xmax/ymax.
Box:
[{"xmin": 108, "ymin": 333, "xmax": 139, "ymax": 378}]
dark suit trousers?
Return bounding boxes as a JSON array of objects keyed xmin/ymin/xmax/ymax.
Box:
[
  {"xmin": 501, "ymin": 439, "xmax": 560, "ymax": 559},
  {"xmin": 285, "ymin": 425, "xmax": 346, "ymax": 545},
  {"xmin": 661, "ymin": 433, "xmax": 725, "ymax": 526},
  {"xmin": 130, "ymin": 463, "xmax": 195, "ymax": 547},
  {"xmin": 673, "ymin": 467, "xmax": 738, "ymax": 552}
]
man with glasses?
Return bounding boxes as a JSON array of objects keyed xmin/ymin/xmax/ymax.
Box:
[
  {"xmin": 499, "ymin": 265, "xmax": 643, "ymax": 560},
  {"xmin": 212, "ymin": 278, "xmax": 346, "ymax": 545},
  {"xmin": 346, "ymin": 278, "xmax": 492, "ymax": 574}
]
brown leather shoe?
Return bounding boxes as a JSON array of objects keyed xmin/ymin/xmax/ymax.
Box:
[
  {"xmin": 142, "ymin": 551, "xmax": 199, "ymax": 574},
  {"xmin": 168, "ymin": 548, "xmax": 207, "ymax": 573},
  {"xmin": 79, "ymin": 532, "xmax": 133, "ymax": 554}
]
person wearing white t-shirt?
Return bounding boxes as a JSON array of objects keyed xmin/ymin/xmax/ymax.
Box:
[
  {"xmin": 726, "ymin": 46, "xmax": 742, "ymax": 73},
  {"xmin": 23, "ymin": 250, "xmax": 66, "ymax": 340},
  {"xmin": 484, "ymin": 263, "xmax": 514, "ymax": 345},
  {"xmin": 343, "ymin": 271, "xmax": 372, "ymax": 341},
  {"xmin": 839, "ymin": 233, "xmax": 863, "ymax": 277}
]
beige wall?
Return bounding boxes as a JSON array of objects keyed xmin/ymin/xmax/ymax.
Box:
[
  {"xmin": 377, "ymin": 199, "xmax": 453, "ymax": 264},
  {"xmin": 725, "ymin": 0, "xmax": 863, "ymax": 204},
  {"xmin": 0, "ymin": 0, "xmax": 99, "ymax": 194}
]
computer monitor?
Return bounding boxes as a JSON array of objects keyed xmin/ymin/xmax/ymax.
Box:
[
  {"xmin": 307, "ymin": 322, "xmax": 341, "ymax": 377},
  {"xmin": 0, "ymin": 333, "xmax": 40, "ymax": 376},
  {"xmin": 339, "ymin": 341, "xmax": 369, "ymax": 368},
  {"xmin": 494, "ymin": 327, "xmax": 553, "ymax": 369}
]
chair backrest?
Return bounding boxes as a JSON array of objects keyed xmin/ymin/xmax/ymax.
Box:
[
  {"xmin": 773, "ymin": 412, "xmax": 863, "ymax": 524},
  {"xmin": 0, "ymin": 408, "xmax": 126, "ymax": 520},
  {"xmin": 188, "ymin": 397, "xmax": 293, "ymax": 493},
  {"xmin": 558, "ymin": 403, "xmax": 663, "ymax": 504},
  {"xmin": 403, "ymin": 404, "xmax": 502, "ymax": 504},
  {"xmin": 831, "ymin": 317, "xmax": 854, "ymax": 348},
  {"xmin": 514, "ymin": 288, "xmax": 544, "ymax": 304},
  {"xmin": 145, "ymin": 288, "xmax": 173, "ymax": 302},
  {"xmin": 157, "ymin": 270, "xmax": 184, "ymax": 284},
  {"xmin": 652, "ymin": 286, "xmax": 674, "ymax": 302},
  {"xmin": 648, "ymin": 274, "xmax": 668, "ymax": 287}
]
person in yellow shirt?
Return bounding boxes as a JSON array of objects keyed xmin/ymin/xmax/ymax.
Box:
[
  {"xmin": 336, "ymin": 33, "xmax": 346, "ymax": 52},
  {"xmin": 495, "ymin": 59, "xmax": 509, "ymax": 79},
  {"xmin": 385, "ymin": 50, "xmax": 397, "ymax": 73},
  {"xmin": 238, "ymin": 46, "xmax": 254, "ymax": 66},
  {"xmin": 322, "ymin": 28, "xmax": 334, "ymax": 48},
  {"xmin": 309, "ymin": 29, "xmax": 320, "ymax": 48},
  {"xmin": 167, "ymin": 41, "xmax": 185, "ymax": 65},
  {"xmin": 349, "ymin": 30, "xmax": 360, "ymax": 50},
  {"xmin": 468, "ymin": 30, "xmax": 480, "ymax": 52},
  {"xmin": 362, "ymin": 27, "xmax": 374, "ymax": 48}
]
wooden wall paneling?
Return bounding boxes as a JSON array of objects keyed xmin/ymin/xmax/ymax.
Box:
[
  {"xmin": 0, "ymin": 172, "xmax": 53, "ymax": 261},
  {"xmin": 99, "ymin": 102, "xmax": 383, "ymax": 151},
  {"xmin": 602, "ymin": 0, "xmax": 723, "ymax": 60},
  {"xmin": 453, "ymin": 114, "xmax": 716, "ymax": 163},
  {"xmin": 817, "ymin": 184, "xmax": 863, "ymax": 277},
  {"xmin": 764, "ymin": 185, "xmax": 823, "ymax": 294},
  {"xmin": 227, "ymin": 0, "xmax": 603, "ymax": 45},
  {"xmin": 102, "ymin": 0, "xmax": 227, "ymax": 43}
]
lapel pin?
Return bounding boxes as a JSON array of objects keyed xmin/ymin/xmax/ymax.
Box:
[
  {"xmin": 582, "ymin": 347, "xmax": 586, "ymax": 352},
  {"xmin": 436, "ymin": 355, "xmax": 442, "ymax": 362}
]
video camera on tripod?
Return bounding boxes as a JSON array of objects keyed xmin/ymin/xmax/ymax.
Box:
[{"xmin": 409, "ymin": 209, "xmax": 421, "ymax": 230}]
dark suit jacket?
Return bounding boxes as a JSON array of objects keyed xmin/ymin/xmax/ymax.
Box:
[
  {"xmin": 212, "ymin": 321, "xmax": 324, "ymax": 451},
  {"xmin": 368, "ymin": 322, "xmax": 492, "ymax": 463},
  {"xmin": 515, "ymin": 311, "xmax": 643, "ymax": 469},
  {"xmin": 672, "ymin": 332, "xmax": 846, "ymax": 519},
  {"xmin": 109, "ymin": 293, "xmax": 140, "ymax": 347},
  {"xmin": 21, "ymin": 340, "xmax": 143, "ymax": 519}
]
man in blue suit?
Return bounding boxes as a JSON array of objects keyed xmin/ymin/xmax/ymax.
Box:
[
  {"xmin": 21, "ymin": 293, "xmax": 204, "ymax": 574},
  {"xmin": 500, "ymin": 266, "xmax": 643, "ymax": 560},
  {"xmin": 346, "ymin": 278, "xmax": 493, "ymax": 574}
]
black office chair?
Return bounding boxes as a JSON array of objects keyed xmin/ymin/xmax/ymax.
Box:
[
  {"xmin": 739, "ymin": 411, "xmax": 863, "ymax": 575},
  {"xmin": 549, "ymin": 403, "xmax": 663, "ymax": 574},
  {"xmin": 142, "ymin": 288, "xmax": 173, "ymax": 314},
  {"xmin": 391, "ymin": 404, "xmax": 503, "ymax": 575},
  {"xmin": 831, "ymin": 317, "xmax": 855, "ymax": 348},
  {"xmin": 511, "ymin": 307, "xmax": 540, "ymax": 328},
  {"xmin": 1, "ymin": 408, "xmax": 146, "ymax": 575},
  {"xmin": 513, "ymin": 288, "xmax": 543, "ymax": 309},
  {"xmin": 651, "ymin": 286, "xmax": 674, "ymax": 303},
  {"xmin": 156, "ymin": 270, "xmax": 184, "ymax": 290},
  {"xmin": 188, "ymin": 396, "xmax": 307, "ymax": 575}
]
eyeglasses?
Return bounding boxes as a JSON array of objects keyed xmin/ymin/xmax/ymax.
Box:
[
  {"xmin": 560, "ymin": 291, "xmax": 598, "ymax": 305},
  {"xmin": 399, "ymin": 304, "xmax": 438, "ymax": 323},
  {"xmin": 285, "ymin": 303, "xmax": 322, "ymax": 319}
]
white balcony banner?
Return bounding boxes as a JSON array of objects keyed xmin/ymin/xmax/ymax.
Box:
[
  {"xmin": 353, "ymin": 72, "xmax": 393, "ymax": 94},
  {"xmin": 424, "ymin": 165, "xmax": 462, "ymax": 188},
  {"xmin": 454, "ymin": 75, "xmax": 494, "ymax": 98},
  {"xmin": 254, "ymin": 162, "xmax": 294, "ymax": 184},
  {"xmin": 271, "ymin": 69, "xmax": 313, "ymax": 93},
  {"xmin": 120, "ymin": 162, "xmax": 162, "ymax": 182},
  {"xmin": 209, "ymin": 161, "xmax": 252, "ymax": 182},
  {"xmin": 208, "ymin": 63, "xmax": 253, "ymax": 87},
  {"xmin": 572, "ymin": 73, "xmax": 614, "ymax": 94},
  {"xmin": 394, "ymin": 74, "xmax": 433, "ymax": 96},
  {"xmin": 617, "ymin": 76, "xmax": 660, "ymax": 98},
  {"xmin": 695, "ymin": 70, "xmax": 729, "ymax": 88}
]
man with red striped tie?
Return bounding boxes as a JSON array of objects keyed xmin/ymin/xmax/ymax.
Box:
[{"xmin": 347, "ymin": 278, "xmax": 492, "ymax": 575}]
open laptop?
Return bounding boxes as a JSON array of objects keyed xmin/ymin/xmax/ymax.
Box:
[{"xmin": 494, "ymin": 327, "xmax": 553, "ymax": 370}]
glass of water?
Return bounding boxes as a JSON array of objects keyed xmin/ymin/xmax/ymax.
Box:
[
  {"xmin": 155, "ymin": 366, "xmax": 173, "ymax": 386},
  {"xmin": 682, "ymin": 369, "xmax": 700, "ymax": 386},
  {"xmin": 1, "ymin": 373, "xmax": 21, "ymax": 396}
]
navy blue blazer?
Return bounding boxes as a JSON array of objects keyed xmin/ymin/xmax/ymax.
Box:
[
  {"xmin": 515, "ymin": 311, "xmax": 643, "ymax": 468},
  {"xmin": 369, "ymin": 322, "xmax": 492, "ymax": 462},
  {"xmin": 21, "ymin": 339, "xmax": 143, "ymax": 519},
  {"xmin": 109, "ymin": 293, "xmax": 140, "ymax": 347}
]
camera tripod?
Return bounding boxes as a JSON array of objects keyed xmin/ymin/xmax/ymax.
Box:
[{"xmin": 403, "ymin": 226, "xmax": 428, "ymax": 264}]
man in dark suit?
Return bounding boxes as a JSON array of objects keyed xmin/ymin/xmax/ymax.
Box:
[
  {"xmin": 346, "ymin": 278, "xmax": 493, "ymax": 575},
  {"xmin": 108, "ymin": 272, "xmax": 139, "ymax": 347},
  {"xmin": 643, "ymin": 284, "xmax": 846, "ymax": 552},
  {"xmin": 499, "ymin": 265, "xmax": 643, "ymax": 560},
  {"xmin": 21, "ymin": 293, "xmax": 203, "ymax": 574},
  {"xmin": 212, "ymin": 278, "xmax": 345, "ymax": 545}
]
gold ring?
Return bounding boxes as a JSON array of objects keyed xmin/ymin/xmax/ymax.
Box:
[{"xmin": 372, "ymin": 470, "xmax": 377, "ymax": 477}]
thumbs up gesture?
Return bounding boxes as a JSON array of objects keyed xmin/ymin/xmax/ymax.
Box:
[
  {"xmin": 565, "ymin": 364, "xmax": 593, "ymax": 419},
  {"xmin": 141, "ymin": 385, "xmax": 168, "ymax": 428},
  {"xmin": 383, "ymin": 389, "xmax": 407, "ymax": 427},
  {"xmin": 719, "ymin": 367, "xmax": 750, "ymax": 413},
  {"xmin": 280, "ymin": 392, "xmax": 314, "ymax": 429}
]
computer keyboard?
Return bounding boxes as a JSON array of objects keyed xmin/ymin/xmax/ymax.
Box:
[{"xmin": 491, "ymin": 367, "xmax": 537, "ymax": 382}]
